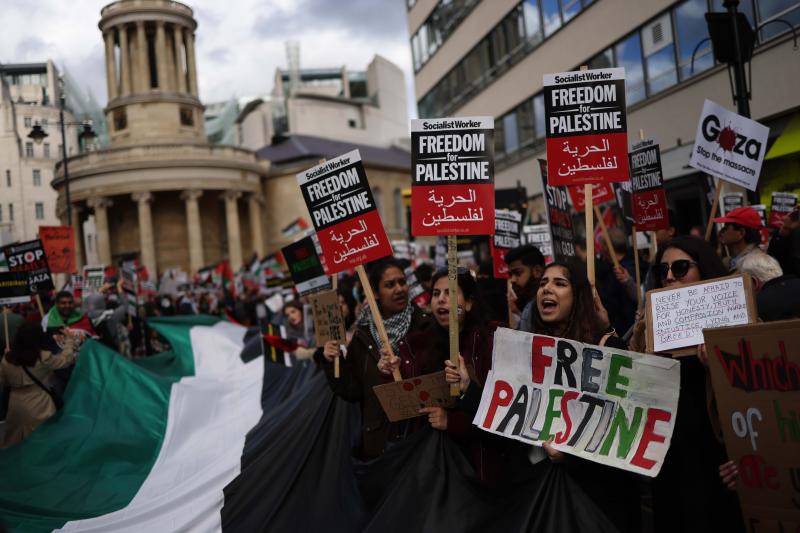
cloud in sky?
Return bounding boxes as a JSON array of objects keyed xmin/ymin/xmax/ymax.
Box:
[{"xmin": 0, "ymin": 0, "xmax": 417, "ymax": 116}]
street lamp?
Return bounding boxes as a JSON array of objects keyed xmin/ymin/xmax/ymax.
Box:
[{"xmin": 26, "ymin": 76, "xmax": 97, "ymax": 226}]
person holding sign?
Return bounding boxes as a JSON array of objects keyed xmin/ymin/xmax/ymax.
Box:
[
  {"xmin": 628, "ymin": 236, "xmax": 744, "ymax": 533},
  {"xmin": 320, "ymin": 258, "xmax": 433, "ymax": 460}
]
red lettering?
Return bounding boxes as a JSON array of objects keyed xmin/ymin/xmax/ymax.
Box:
[
  {"xmin": 630, "ymin": 408, "xmax": 672, "ymax": 470},
  {"xmin": 554, "ymin": 390, "xmax": 579, "ymax": 444},
  {"xmin": 482, "ymin": 380, "xmax": 513, "ymax": 429},
  {"xmin": 532, "ymin": 336, "xmax": 555, "ymax": 384},
  {"xmin": 739, "ymin": 454, "xmax": 781, "ymax": 490}
]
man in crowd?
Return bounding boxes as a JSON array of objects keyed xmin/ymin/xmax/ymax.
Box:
[
  {"xmin": 597, "ymin": 227, "xmax": 643, "ymax": 336},
  {"xmin": 768, "ymin": 206, "xmax": 800, "ymax": 276},
  {"xmin": 43, "ymin": 291, "xmax": 95, "ymax": 340},
  {"xmin": 713, "ymin": 206, "xmax": 766, "ymax": 272},
  {"xmin": 504, "ymin": 244, "xmax": 545, "ymax": 330},
  {"xmin": 739, "ymin": 252, "xmax": 800, "ymax": 321}
]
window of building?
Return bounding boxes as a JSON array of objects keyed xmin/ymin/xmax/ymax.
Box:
[
  {"xmin": 533, "ymin": 93, "xmax": 546, "ymax": 139},
  {"xmin": 588, "ymin": 48, "xmax": 614, "ymax": 70},
  {"xmin": 43, "ymin": 143, "xmax": 50, "ymax": 158},
  {"xmin": 33, "ymin": 169, "xmax": 41, "ymax": 186},
  {"xmin": 114, "ymin": 109, "xmax": 127, "ymax": 131},
  {"xmin": 5, "ymin": 169, "xmax": 10, "ymax": 187},
  {"xmin": 348, "ymin": 119, "xmax": 357, "ymax": 128},
  {"xmin": 25, "ymin": 142, "xmax": 34, "ymax": 157},
  {"xmin": 393, "ymin": 189, "xmax": 405, "ymax": 230},
  {"xmin": 463, "ymin": 40, "xmax": 490, "ymax": 85},
  {"xmin": 179, "ymin": 107, "xmax": 194, "ymax": 126},
  {"xmin": 504, "ymin": 6, "xmax": 526, "ymax": 53},
  {"xmin": 674, "ymin": 0, "xmax": 714, "ymax": 81},
  {"xmin": 9, "ymin": 204, "xmax": 13, "ymax": 221},
  {"xmin": 757, "ymin": 0, "xmax": 800, "ymax": 40},
  {"xmin": 561, "ymin": 0, "xmax": 582, "ymax": 22},
  {"xmin": 24, "ymin": 116, "xmax": 32, "ymax": 128},
  {"xmin": 503, "ymin": 112, "xmax": 520, "ymax": 154},
  {"xmin": 41, "ymin": 118, "xmax": 48, "ymax": 129},
  {"xmin": 642, "ymin": 14, "xmax": 678, "ymax": 95},
  {"xmin": 35, "ymin": 202, "xmax": 44, "ymax": 220},
  {"xmin": 523, "ymin": 0, "xmax": 544, "ymax": 45},
  {"xmin": 517, "ymin": 98, "xmax": 535, "ymax": 147},
  {"xmin": 614, "ymin": 32, "xmax": 646, "ymax": 104},
  {"xmin": 542, "ymin": 0, "xmax": 563, "ymax": 36},
  {"xmin": 495, "ymin": 116, "xmax": 506, "ymax": 155}
]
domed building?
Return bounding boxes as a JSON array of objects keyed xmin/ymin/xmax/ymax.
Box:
[{"xmin": 54, "ymin": 0, "xmax": 266, "ymax": 276}]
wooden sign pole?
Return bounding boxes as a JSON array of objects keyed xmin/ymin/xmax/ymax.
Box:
[
  {"xmin": 3, "ymin": 306, "xmax": 9, "ymax": 352},
  {"xmin": 631, "ymin": 128, "xmax": 645, "ymax": 306},
  {"xmin": 593, "ymin": 205, "xmax": 620, "ymax": 269},
  {"xmin": 705, "ymin": 177, "xmax": 722, "ymax": 241},
  {"xmin": 35, "ymin": 294, "xmax": 45, "ymax": 317},
  {"xmin": 355, "ymin": 264, "xmax": 402, "ymax": 382},
  {"xmin": 447, "ymin": 235, "xmax": 459, "ymax": 396},
  {"xmin": 331, "ymin": 274, "xmax": 339, "ymax": 378}
]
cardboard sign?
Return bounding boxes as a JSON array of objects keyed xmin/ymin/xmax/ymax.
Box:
[
  {"xmin": 614, "ymin": 182, "xmax": 635, "ymax": 225},
  {"xmin": 38, "ymin": 226, "xmax": 76, "ymax": 274},
  {"xmin": 281, "ymin": 236, "xmax": 331, "ymax": 296},
  {"xmin": 3, "ymin": 239, "xmax": 54, "ymax": 293},
  {"xmin": 629, "ymin": 141, "xmax": 670, "ymax": 231},
  {"xmin": 645, "ymin": 274, "xmax": 757, "ymax": 354},
  {"xmin": 410, "ymin": 116, "xmax": 495, "ymax": 235},
  {"xmin": 297, "ymin": 150, "xmax": 392, "ymax": 274},
  {"xmin": 522, "ymin": 224, "xmax": 554, "ymax": 263},
  {"xmin": 373, "ymin": 371, "xmax": 457, "ymax": 422},
  {"xmin": 474, "ymin": 328, "xmax": 680, "ymax": 476},
  {"xmin": 769, "ymin": 192, "xmax": 798, "ymax": 228},
  {"xmin": 723, "ymin": 192, "xmax": 745, "ymax": 215},
  {"xmin": 704, "ymin": 320, "xmax": 800, "ymax": 530},
  {"xmin": 404, "ymin": 266, "xmax": 430, "ymax": 308},
  {"xmin": 567, "ymin": 183, "xmax": 615, "ymax": 213},
  {"xmin": 121, "ymin": 262, "xmax": 138, "ymax": 315},
  {"xmin": 689, "ymin": 100, "xmax": 770, "ymax": 191},
  {"xmin": 491, "ymin": 209, "xmax": 522, "ymax": 278},
  {"xmin": 539, "ymin": 160, "xmax": 576, "ymax": 261},
  {"xmin": 82, "ymin": 265, "xmax": 106, "ymax": 294},
  {"xmin": 544, "ymin": 68, "xmax": 629, "ymax": 186},
  {"xmin": 310, "ymin": 289, "xmax": 346, "ymax": 347},
  {"xmin": 0, "ymin": 271, "xmax": 31, "ymax": 305}
]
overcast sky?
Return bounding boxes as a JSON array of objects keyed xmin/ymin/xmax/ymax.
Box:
[{"xmin": 0, "ymin": 0, "xmax": 417, "ymax": 116}]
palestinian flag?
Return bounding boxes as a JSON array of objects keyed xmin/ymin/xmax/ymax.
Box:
[
  {"xmin": 280, "ymin": 217, "xmax": 308, "ymax": 239},
  {"xmin": 41, "ymin": 306, "xmax": 96, "ymax": 338}
]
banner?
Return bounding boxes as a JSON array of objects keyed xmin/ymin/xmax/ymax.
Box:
[
  {"xmin": 628, "ymin": 141, "xmax": 670, "ymax": 231},
  {"xmin": 539, "ymin": 160, "xmax": 576, "ymax": 261},
  {"xmin": 410, "ymin": 116, "xmax": 495, "ymax": 235},
  {"xmin": 689, "ymin": 99, "xmax": 769, "ymax": 191},
  {"xmin": 522, "ymin": 224, "xmax": 553, "ymax": 263},
  {"xmin": 769, "ymin": 192, "xmax": 798, "ymax": 228},
  {"xmin": 566, "ymin": 183, "xmax": 615, "ymax": 213},
  {"xmin": 544, "ymin": 68, "xmax": 628, "ymax": 186},
  {"xmin": 38, "ymin": 226, "xmax": 76, "ymax": 274},
  {"xmin": 281, "ymin": 236, "xmax": 331, "ymax": 296},
  {"xmin": 0, "ymin": 271, "xmax": 31, "ymax": 305},
  {"xmin": 297, "ymin": 150, "xmax": 392, "ymax": 273},
  {"xmin": 3, "ymin": 239, "xmax": 54, "ymax": 293},
  {"xmin": 83, "ymin": 265, "xmax": 106, "ymax": 294},
  {"xmin": 474, "ymin": 328, "xmax": 680, "ymax": 477},
  {"xmin": 704, "ymin": 320, "xmax": 800, "ymax": 530},
  {"xmin": 645, "ymin": 274, "xmax": 757, "ymax": 354},
  {"xmin": 490, "ymin": 209, "xmax": 522, "ymax": 278}
]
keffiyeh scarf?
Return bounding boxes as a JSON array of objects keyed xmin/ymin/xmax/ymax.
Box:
[{"xmin": 357, "ymin": 302, "xmax": 413, "ymax": 352}]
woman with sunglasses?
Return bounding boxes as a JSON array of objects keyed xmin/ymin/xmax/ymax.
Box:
[{"xmin": 629, "ymin": 236, "xmax": 743, "ymax": 533}]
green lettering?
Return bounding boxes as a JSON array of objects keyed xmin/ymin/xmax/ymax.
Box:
[
  {"xmin": 606, "ymin": 353, "xmax": 632, "ymax": 398},
  {"xmin": 539, "ymin": 388, "xmax": 565, "ymax": 441},
  {"xmin": 599, "ymin": 405, "xmax": 643, "ymax": 458}
]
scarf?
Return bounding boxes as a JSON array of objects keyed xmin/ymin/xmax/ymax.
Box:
[{"xmin": 357, "ymin": 302, "xmax": 413, "ymax": 352}]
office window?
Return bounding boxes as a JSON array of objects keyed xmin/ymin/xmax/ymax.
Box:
[
  {"xmin": 490, "ymin": 22, "xmax": 510, "ymax": 62},
  {"xmin": 33, "ymin": 169, "xmax": 41, "ymax": 186},
  {"xmin": 503, "ymin": 112, "xmax": 520, "ymax": 154},
  {"xmin": 675, "ymin": 0, "xmax": 713, "ymax": 80},
  {"xmin": 588, "ymin": 48, "xmax": 614, "ymax": 70},
  {"xmin": 533, "ymin": 93, "xmax": 546, "ymax": 138},
  {"xmin": 495, "ymin": 117, "xmax": 506, "ymax": 155},
  {"xmin": 757, "ymin": 0, "xmax": 800, "ymax": 40},
  {"xmin": 561, "ymin": 0, "xmax": 582, "ymax": 22},
  {"xmin": 523, "ymin": 0, "xmax": 544, "ymax": 45},
  {"xmin": 615, "ymin": 32, "xmax": 646, "ymax": 104},
  {"xmin": 642, "ymin": 14, "xmax": 678, "ymax": 94},
  {"xmin": 24, "ymin": 116, "xmax": 32, "ymax": 128},
  {"xmin": 5, "ymin": 169, "xmax": 9, "ymax": 187},
  {"xmin": 464, "ymin": 40, "xmax": 491, "ymax": 85},
  {"xmin": 25, "ymin": 142, "xmax": 34, "ymax": 157},
  {"xmin": 542, "ymin": 0, "xmax": 563, "ymax": 36},
  {"xmin": 504, "ymin": 6, "xmax": 526, "ymax": 53},
  {"xmin": 41, "ymin": 118, "xmax": 48, "ymax": 128},
  {"xmin": 43, "ymin": 143, "xmax": 50, "ymax": 158},
  {"xmin": 517, "ymin": 99, "xmax": 535, "ymax": 147},
  {"xmin": 712, "ymin": 0, "xmax": 756, "ymax": 28},
  {"xmin": 9, "ymin": 204, "xmax": 13, "ymax": 221},
  {"xmin": 35, "ymin": 202, "xmax": 44, "ymax": 220}
]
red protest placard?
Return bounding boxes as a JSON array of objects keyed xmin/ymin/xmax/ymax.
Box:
[
  {"xmin": 38, "ymin": 225, "xmax": 76, "ymax": 274},
  {"xmin": 490, "ymin": 209, "xmax": 522, "ymax": 278},
  {"xmin": 411, "ymin": 117, "xmax": 495, "ymax": 235},
  {"xmin": 629, "ymin": 142, "xmax": 670, "ymax": 231},
  {"xmin": 768, "ymin": 192, "xmax": 798, "ymax": 228},
  {"xmin": 566, "ymin": 183, "xmax": 615, "ymax": 212},
  {"xmin": 296, "ymin": 150, "xmax": 392, "ymax": 274},
  {"xmin": 544, "ymin": 68, "xmax": 629, "ymax": 186}
]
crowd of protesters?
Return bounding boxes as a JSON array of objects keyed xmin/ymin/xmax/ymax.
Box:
[{"xmin": 1, "ymin": 204, "xmax": 799, "ymax": 532}]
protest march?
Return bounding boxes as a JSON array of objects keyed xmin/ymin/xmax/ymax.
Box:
[{"xmin": 2, "ymin": 53, "xmax": 800, "ymax": 533}]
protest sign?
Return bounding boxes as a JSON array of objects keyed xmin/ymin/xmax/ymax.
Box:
[
  {"xmin": 404, "ymin": 266, "xmax": 430, "ymax": 308},
  {"xmin": 689, "ymin": 99, "xmax": 770, "ymax": 191},
  {"xmin": 769, "ymin": 192, "xmax": 798, "ymax": 228},
  {"xmin": 410, "ymin": 116, "xmax": 494, "ymax": 235},
  {"xmin": 522, "ymin": 224, "xmax": 553, "ymax": 263},
  {"xmin": 474, "ymin": 328, "xmax": 680, "ymax": 476},
  {"xmin": 614, "ymin": 182, "xmax": 635, "ymax": 225},
  {"xmin": 3, "ymin": 239, "xmax": 54, "ymax": 293},
  {"xmin": 121, "ymin": 262, "xmax": 138, "ymax": 315},
  {"xmin": 391, "ymin": 240, "xmax": 412, "ymax": 261},
  {"xmin": 539, "ymin": 160, "xmax": 576, "ymax": 261},
  {"xmin": 281, "ymin": 236, "xmax": 331, "ymax": 296},
  {"xmin": 544, "ymin": 67, "xmax": 628, "ymax": 186},
  {"xmin": 628, "ymin": 141, "xmax": 669, "ymax": 231},
  {"xmin": 82, "ymin": 265, "xmax": 105, "ymax": 294},
  {"xmin": 309, "ymin": 289, "xmax": 346, "ymax": 347},
  {"xmin": 373, "ymin": 371, "xmax": 456, "ymax": 422},
  {"xmin": 704, "ymin": 320, "xmax": 800, "ymax": 530},
  {"xmin": 434, "ymin": 237, "xmax": 447, "ymax": 269},
  {"xmin": 38, "ymin": 226, "xmax": 76, "ymax": 274},
  {"xmin": 0, "ymin": 271, "xmax": 30, "ymax": 305},
  {"xmin": 645, "ymin": 274, "xmax": 757, "ymax": 354},
  {"xmin": 297, "ymin": 150, "xmax": 392, "ymax": 274},
  {"xmin": 723, "ymin": 192, "xmax": 745, "ymax": 215},
  {"xmin": 752, "ymin": 204, "xmax": 771, "ymax": 246},
  {"xmin": 567, "ymin": 183, "xmax": 615, "ymax": 212},
  {"xmin": 490, "ymin": 209, "xmax": 522, "ymax": 278}
]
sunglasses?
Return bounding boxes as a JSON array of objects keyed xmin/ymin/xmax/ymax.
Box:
[{"xmin": 654, "ymin": 260, "xmax": 697, "ymax": 281}]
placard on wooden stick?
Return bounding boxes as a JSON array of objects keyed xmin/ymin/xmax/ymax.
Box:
[
  {"xmin": 373, "ymin": 371, "xmax": 456, "ymax": 422},
  {"xmin": 310, "ymin": 289, "xmax": 346, "ymax": 347}
]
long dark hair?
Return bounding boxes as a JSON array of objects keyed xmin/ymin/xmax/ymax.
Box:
[
  {"xmin": 6, "ymin": 321, "xmax": 45, "ymax": 367},
  {"xmin": 337, "ymin": 286, "xmax": 357, "ymax": 329},
  {"xmin": 654, "ymin": 236, "xmax": 728, "ymax": 289},
  {"xmin": 530, "ymin": 260, "xmax": 605, "ymax": 344}
]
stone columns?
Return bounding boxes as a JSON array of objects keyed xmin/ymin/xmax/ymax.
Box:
[
  {"xmin": 155, "ymin": 21, "xmax": 169, "ymax": 91},
  {"xmin": 132, "ymin": 192, "xmax": 157, "ymax": 277},
  {"xmin": 88, "ymin": 197, "xmax": 113, "ymax": 265},
  {"xmin": 222, "ymin": 191, "xmax": 243, "ymax": 269},
  {"xmin": 104, "ymin": 30, "xmax": 117, "ymax": 100},
  {"xmin": 136, "ymin": 21, "xmax": 148, "ymax": 92},
  {"xmin": 181, "ymin": 189, "xmax": 204, "ymax": 272},
  {"xmin": 173, "ymin": 25, "xmax": 187, "ymax": 93},
  {"xmin": 119, "ymin": 25, "xmax": 131, "ymax": 96},
  {"xmin": 248, "ymin": 194, "xmax": 264, "ymax": 257},
  {"xmin": 71, "ymin": 205, "xmax": 85, "ymax": 270},
  {"xmin": 184, "ymin": 29, "xmax": 198, "ymax": 96},
  {"xmin": 165, "ymin": 26, "xmax": 177, "ymax": 94}
]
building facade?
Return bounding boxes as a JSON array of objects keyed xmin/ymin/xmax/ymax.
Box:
[{"xmin": 408, "ymin": 0, "xmax": 800, "ymax": 233}]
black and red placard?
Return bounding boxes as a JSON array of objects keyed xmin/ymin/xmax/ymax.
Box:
[
  {"xmin": 629, "ymin": 141, "xmax": 670, "ymax": 231},
  {"xmin": 544, "ymin": 68, "xmax": 629, "ymax": 186},
  {"xmin": 3, "ymin": 239, "xmax": 54, "ymax": 293},
  {"xmin": 296, "ymin": 150, "xmax": 392, "ymax": 274},
  {"xmin": 411, "ymin": 116, "xmax": 494, "ymax": 236},
  {"xmin": 281, "ymin": 236, "xmax": 332, "ymax": 296},
  {"xmin": 539, "ymin": 160, "xmax": 576, "ymax": 262},
  {"xmin": 567, "ymin": 183, "xmax": 615, "ymax": 212},
  {"xmin": 490, "ymin": 209, "xmax": 522, "ymax": 278}
]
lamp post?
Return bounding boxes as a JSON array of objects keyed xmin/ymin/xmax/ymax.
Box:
[{"xmin": 27, "ymin": 76, "xmax": 96, "ymax": 226}]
